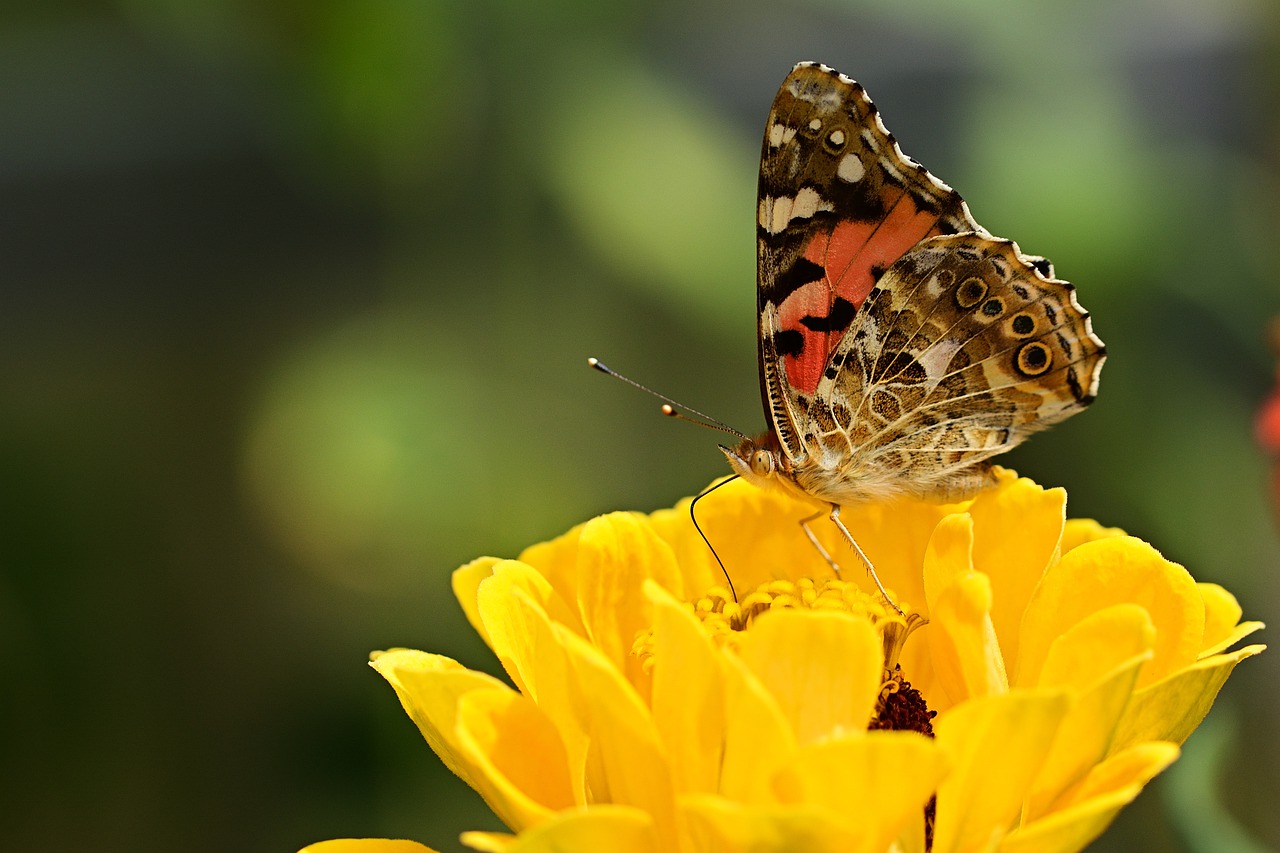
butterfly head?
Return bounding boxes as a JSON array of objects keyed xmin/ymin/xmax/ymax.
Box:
[{"xmin": 720, "ymin": 432, "xmax": 791, "ymax": 492}]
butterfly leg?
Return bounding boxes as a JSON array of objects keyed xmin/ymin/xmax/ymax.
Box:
[
  {"xmin": 829, "ymin": 504, "xmax": 905, "ymax": 617},
  {"xmin": 798, "ymin": 509, "xmax": 843, "ymax": 577}
]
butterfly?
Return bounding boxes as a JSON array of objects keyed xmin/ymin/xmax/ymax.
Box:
[{"xmin": 720, "ymin": 62, "xmax": 1106, "ymax": 600}]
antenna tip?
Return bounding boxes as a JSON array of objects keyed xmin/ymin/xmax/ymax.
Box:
[
  {"xmin": 661, "ymin": 404, "xmax": 677, "ymax": 417},
  {"xmin": 587, "ymin": 357, "xmax": 607, "ymax": 373}
]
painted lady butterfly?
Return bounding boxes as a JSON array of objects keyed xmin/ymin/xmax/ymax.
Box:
[{"xmin": 721, "ymin": 62, "xmax": 1106, "ymax": 600}]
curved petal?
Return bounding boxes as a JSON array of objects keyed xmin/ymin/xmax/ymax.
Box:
[
  {"xmin": 680, "ymin": 793, "xmax": 858, "ymax": 853},
  {"xmin": 551, "ymin": 623, "xmax": 679, "ymax": 846},
  {"xmin": 1110, "ymin": 644, "xmax": 1265, "ymax": 753},
  {"xmin": 1033, "ymin": 604, "xmax": 1154, "ymax": 691},
  {"xmin": 453, "ymin": 557, "xmax": 502, "ymax": 647},
  {"xmin": 649, "ymin": 477, "xmax": 810, "ymax": 594},
  {"xmin": 720, "ymin": 650, "xmax": 797, "ymax": 804},
  {"xmin": 454, "ymin": 688, "xmax": 575, "ymax": 816},
  {"xmin": 924, "ymin": 514, "xmax": 1007, "ymax": 706},
  {"xmin": 476, "ymin": 561, "xmax": 583, "ymax": 698},
  {"xmin": 516, "ymin": 522, "xmax": 586, "ymax": 609},
  {"xmin": 1024, "ymin": 606, "xmax": 1157, "ymax": 820},
  {"xmin": 736, "ymin": 609, "xmax": 883, "ymax": 745},
  {"xmin": 932, "ymin": 690, "xmax": 1071, "ymax": 853},
  {"xmin": 826, "ymin": 496, "xmax": 958, "ymax": 615},
  {"xmin": 457, "ymin": 833, "xmax": 514, "ymax": 853},
  {"xmin": 1016, "ymin": 537, "xmax": 1204, "ymax": 690},
  {"xmin": 574, "ymin": 513, "xmax": 683, "ymax": 695},
  {"xmin": 646, "ymin": 581, "xmax": 726, "ymax": 795},
  {"xmin": 298, "ymin": 841, "xmax": 440, "ymax": 853},
  {"xmin": 370, "ymin": 653, "xmax": 555, "ymax": 830},
  {"xmin": 967, "ymin": 475, "xmax": 1065, "ymax": 678},
  {"xmin": 474, "ymin": 583, "xmax": 592, "ymax": 803},
  {"xmin": 463, "ymin": 805, "xmax": 659, "ymax": 853},
  {"xmin": 772, "ymin": 731, "xmax": 944, "ymax": 852},
  {"xmin": 1000, "ymin": 743, "xmax": 1180, "ymax": 853},
  {"xmin": 1059, "ymin": 519, "xmax": 1125, "ymax": 554},
  {"xmin": 369, "ymin": 649, "xmax": 509, "ymax": 784},
  {"xmin": 1197, "ymin": 582, "xmax": 1264, "ymax": 657},
  {"xmin": 1025, "ymin": 653, "xmax": 1150, "ymax": 821}
]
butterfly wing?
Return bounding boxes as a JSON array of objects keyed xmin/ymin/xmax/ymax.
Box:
[
  {"xmin": 755, "ymin": 62, "xmax": 1104, "ymax": 504},
  {"xmin": 757, "ymin": 62, "xmax": 984, "ymax": 461},
  {"xmin": 804, "ymin": 233, "xmax": 1105, "ymax": 502}
]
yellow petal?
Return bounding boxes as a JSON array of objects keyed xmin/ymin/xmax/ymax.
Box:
[
  {"xmin": 1199, "ymin": 621, "xmax": 1265, "ymax": 660},
  {"xmin": 475, "ymin": 561, "xmax": 583, "ymax": 698},
  {"xmin": 735, "ymin": 608, "xmax": 883, "ymax": 745},
  {"xmin": 370, "ymin": 651, "xmax": 555, "ymax": 830},
  {"xmin": 457, "ymin": 833, "xmax": 513, "ymax": 853},
  {"xmin": 680, "ymin": 793, "xmax": 859, "ymax": 853},
  {"xmin": 454, "ymin": 557, "xmax": 502, "ymax": 648},
  {"xmin": 551, "ymin": 623, "xmax": 679, "ymax": 845},
  {"xmin": 967, "ymin": 476, "xmax": 1065, "ymax": 679},
  {"xmin": 1023, "ymin": 606, "xmax": 1157, "ymax": 819},
  {"xmin": 1110, "ymin": 644, "xmax": 1265, "ymax": 753},
  {"xmin": 454, "ymin": 688, "xmax": 575, "ymax": 815},
  {"xmin": 646, "ymin": 478, "xmax": 749, "ymax": 594},
  {"xmin": 649, "ymin": 476, "xmax": 808, "ymax": 594},
  {"xmin": 924, "ymin": 514, "xmax": 1007, "ymax": 705},
  {"xmin": 472, "ymin": 583, "xmax": 591, "ymax": 803},
  {"xmin": 1197, "ymin": 582, "xmax": 1241, "ymax": 647},
  {"xmin": 516, "ymin": 522, "xmax": 586, "ymax": 609},
  {"xmin": 369, "ymin": 649, "xmax": 508, "ymax": 784},
  {"xmin": 922, "ymin": 512, "xmax": 975, "ymax": 597},
  {"xmin": 647, "ymin": 581, "xmax": 726, "ymax": 795},
  {"xmin": 1016, "ymin": 537, "xmax": 1203, "ymax": 690},
  {"xmin": 828, "ymin": 496, "xmax": 957, "ymax": 616},
  {"xmin": 1197, "ymin": 582, "xmax": 1264, "ymax": 657},
  {"xmin": 719, "ymin": 650, "xmax": 797, "ymax": 804},
  {"xmin": 773, "ymin": 731, "xmax": 945, "ymax": 853},
  {"xmin": 462, "ymin": 805, "xmax": 658, "ymax": 853},
  {"xmin": 1034, "ymin": 604, "xmax": 1155, "ymax": 691},
  {"xmin": 574, "ymin": 513, "xmax": 682, "ymax": 695},
  {"xmin": 1001, "ymin": 742, "xmax": 1180, "ymax": 853},
  {"xmin": 1025, "ymin": 652, "xmax": 1149, "ymax": 821},
  {"xmin": 932, "ymin": 690, "xmax": 1071, "ymax": 853},
  {"xmin": 1060, "ymin": 518, "xmax": 1125, "ymax": 553},
  {"xmin": 298, "ymin": 841, "xmax": 440, "ymax": 853}
]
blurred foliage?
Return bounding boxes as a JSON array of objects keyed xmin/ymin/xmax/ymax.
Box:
[{"xmin": 2, "ymin": 1, "xmax": 1278, "ymax": 852}]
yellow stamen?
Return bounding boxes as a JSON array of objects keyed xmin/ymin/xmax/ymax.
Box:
[{"xmin": 633, "ymin": 578, "xmax": 927, "ymax": 675}]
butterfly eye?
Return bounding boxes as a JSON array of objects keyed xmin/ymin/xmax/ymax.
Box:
[{"xmin": 750, "ymin": 450, "xmax": 775, "ymax": 477}]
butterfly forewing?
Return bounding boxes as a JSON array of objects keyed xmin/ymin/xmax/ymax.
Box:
[{"xmin": 756, "ymin": 62, "xmax": 984, "ymax": 461}]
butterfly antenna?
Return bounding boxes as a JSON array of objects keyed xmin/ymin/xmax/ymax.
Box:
[
  {"xmin": 587, "ymin": 358, "xmax": 748, "ymax": 440},
  {"xmin": 690, "ymin": 475, "xmax": 740, "ymax": 602}
]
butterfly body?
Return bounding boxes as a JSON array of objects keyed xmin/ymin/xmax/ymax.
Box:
[{"xmin": 732, "ymin": 62, "xmax": 1105, "ymax": 524}]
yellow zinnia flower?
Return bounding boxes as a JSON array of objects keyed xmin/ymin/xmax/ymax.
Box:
[{"xmin": 303, "ymin": 469, "xmax": 1263, "ymax": 853}]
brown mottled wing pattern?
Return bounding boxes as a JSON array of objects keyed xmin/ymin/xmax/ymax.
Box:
[
  {"xmin": 757, "ymin": 62, "xmax": 988, "ymax": 464},
  {"xmin": 797, "ymin": 234, "xmax": 1105, "ymax": 503}
]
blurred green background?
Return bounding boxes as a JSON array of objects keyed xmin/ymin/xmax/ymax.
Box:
[{"xmin": 3, "ymin": 1, "xmax": 1277, "ymax": 851}]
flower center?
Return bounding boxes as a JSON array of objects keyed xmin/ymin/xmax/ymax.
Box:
[{"xmin": 634, "ymin": 577, "xmax": 927, "ymax": 677}]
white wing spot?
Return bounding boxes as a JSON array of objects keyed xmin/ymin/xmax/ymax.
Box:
[
  {"xmin": 836, "ymin": 153, "xmax": 864, "ymax": 183},
  {"xmin": 808, "ymin": 118, "xmax": 822, "ymax": 131},
  {"xmin": 828, "ymin": 129, "xmax": 846, "ymax": 146},
  {"xmin": 768, "ymin": 122, "xmax": 797, "ymax": 148},
  {"xmin": 792, "ymin": 186, "xmax": 831, "ymax": 220},
  {"xmin": 761, "ymin": 189, "xmax": 833, "ymax": 235}
]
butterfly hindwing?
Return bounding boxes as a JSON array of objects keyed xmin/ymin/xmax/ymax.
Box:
[{"xmin": 800, "ymin": 234, "xmax": 1104, "ymax": 500}]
